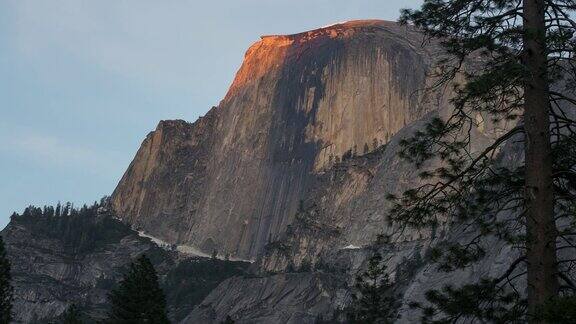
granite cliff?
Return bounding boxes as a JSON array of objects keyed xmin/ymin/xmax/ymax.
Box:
[
  {"xmin": 111, "ymin": 20, "xmax": 448, "ymax": 261},
  {"xmin": 3, "ymin": 20, "xmax": 518, "ymax": 323}
]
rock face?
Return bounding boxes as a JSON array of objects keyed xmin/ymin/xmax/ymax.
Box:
[
  {"xmin": 2, "ymin": 214, "xmax": 146, "ymax": 322},
  {"xmin": 184, "ymin": 273, "xmax": 345, "ymax": 324},
  {"xmin": 183, "ymin": 114, "xmax": 508, "ymax": 324},
  {"xmin": 1, "ymin": 209, "xmax": 249, "ymax": 323},
  {"xmin": 4, "ymin": 20, "xmax": 524, "ymax": 323},
  {"xmin": 111, "ymin": 20, "xmax": 448, "ymax": 261}
]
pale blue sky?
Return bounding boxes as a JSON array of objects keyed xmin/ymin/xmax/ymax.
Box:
[{"xmin": 0, "ymin": 0, "xmax": 422, "ymax": 229}]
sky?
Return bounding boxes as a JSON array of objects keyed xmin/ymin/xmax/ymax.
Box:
[{"xmin": 0, "ymin": 0, "xmax": 422, "ymax": 229}]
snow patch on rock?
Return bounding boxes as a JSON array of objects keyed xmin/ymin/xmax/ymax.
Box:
[
  {"xmin": 137, "ymin": 231, "xmax": 254, "ymax": 263},
  {"xmin": 321, "ymin": 21, "xmax": 349, "ymax": 28}
]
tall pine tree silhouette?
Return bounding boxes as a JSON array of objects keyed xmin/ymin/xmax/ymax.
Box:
[
  {"xmin": 60, "ymin": 304, "xmax": 82, "ymax": 324},
  {"xmin": 107, "ymin": 255, "xmax": 170, "ymax": 323},
  {"xmin": 0, "ymin": 235, "xmax": 13, "ymax": 324},
  {"xmin": 347, "ymin": 252, "xmax": 400, "ymax": 324},
  {"xmin": 388, "ymin": 0, "xmax": 576, "ymax": 321}
]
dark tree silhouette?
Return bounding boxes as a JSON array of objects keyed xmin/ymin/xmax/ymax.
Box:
[
  {"xmin": 221, "ymin": 315, "xmax": 235, "ymax": 324},
  {"xmin": 11, "ymin": 201, "xmax": 132, "ymax": 254},
  {"xmin": 538, "ymin": 296, "xmax": 576, "ymax": 322},
  {"xmin": 387, "ymin": 0, "xmax": 576, "ymax": 321},
  {"xmin": 347, "ymin": 253, "xmax": 400, "ymax": 324},
  {"xmin": 0, "ymin": 235, "xmax": 13, "ymax": 324},
  {"xmin": 60, "ymin": 304, "xmax": 82, "ymax": 324},
  {"xmin": 107, "ymin": 255, "xmax": 170, "ymax": 323}
]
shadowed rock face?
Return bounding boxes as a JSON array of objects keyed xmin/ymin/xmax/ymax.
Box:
[
  {"xmin": 183, "ymin": 273, "xmax": 344, "ymax": 324},
  {"xmin": 1, "ymin": 209, "xmax": 250, "ymax": 323},
  {"xmin": 111, "ymin": 20, "xmax": 448, "ymax": 260}
]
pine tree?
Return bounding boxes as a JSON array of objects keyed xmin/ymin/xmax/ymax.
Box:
[
  {"xmin": 538, "ymin": 296, "xmax": 576, "ymax": 323},
  {"xmin": 347, "ymin": 253, "xmax": 400, "ymax": 324},
  {"xmin": 0, "ymin": 235, "xmax": 13, "ymax": 324},
  {"xmin": 388, "ymin": 0, "xmax": 576, "ymax": 321},
  {"xmin": 60, "ymin": 304, "xmax": 82, "ymax": 324},
  {"xmin": 107, "ymin": 255, "xmax": 170, "ymax": 323}
]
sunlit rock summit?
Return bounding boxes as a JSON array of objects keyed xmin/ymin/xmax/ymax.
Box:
[{"xmin": 111, "ymin": 20, "xmax": 447, "ymax": 261}]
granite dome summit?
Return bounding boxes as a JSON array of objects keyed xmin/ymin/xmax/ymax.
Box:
[{"xmin": 111, "ymin": 20, "xmax": 448, "ymax": 260}]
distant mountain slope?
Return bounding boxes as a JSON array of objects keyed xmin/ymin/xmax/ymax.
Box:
[{"xmin": 2, "ymin": 204, "xmax": 248, "ymax": 323}]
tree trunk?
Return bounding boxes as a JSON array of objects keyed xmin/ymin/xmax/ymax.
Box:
[{"xmin": 523, "ymin": 0, "xmax": 559, "ymax": 320}]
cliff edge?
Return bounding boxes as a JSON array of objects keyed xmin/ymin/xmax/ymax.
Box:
[{"xmin": 111, "ymin": 20, "xmax": 448, "ymax": 260}]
